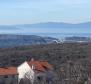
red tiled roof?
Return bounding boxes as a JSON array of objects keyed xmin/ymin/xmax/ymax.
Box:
[
  {"xmin": 27, "ymin": 60, "xmax": 53, "ymax": 72},
  {"xmin": 40, "ymin": 61, "xmax": 53, "ymax": 70},
  {"xmin": 0, "ymin": 67, "xmax": 18, "ymax": 76}
]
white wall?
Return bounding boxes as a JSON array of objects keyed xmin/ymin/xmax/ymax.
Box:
[{"xmin": 17, "ymin": 61, "xmax": 34, "ymax": 83}]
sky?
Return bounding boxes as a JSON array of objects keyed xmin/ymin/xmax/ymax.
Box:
[{"xmin": 0, "ymin": 0, "xmax": 91, "ymax": 25}]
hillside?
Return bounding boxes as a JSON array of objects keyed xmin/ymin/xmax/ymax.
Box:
[
  {"xmin": 0, "ymin": 43, "xmax": 90, "ymax": 67},
  {"xmin": 0, "ymin": 34, "xmax": 59, "ymax": 47},
  {"xmin": 0, "ymin": 43, "xmax": 91, "ymax": 84},
  {"xmin": 0, "ymin": 43, "xmax": 91, "ymax": 83}
]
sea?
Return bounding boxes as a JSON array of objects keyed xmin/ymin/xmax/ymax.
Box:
[{"xmin": 25, "ymin": 33, "xmax": 91, "ymax": 39}]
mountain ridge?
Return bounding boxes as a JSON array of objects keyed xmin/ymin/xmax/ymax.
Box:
[
  {"xmin": 15, "ymin": 22, "xmax": 91, "ymax": 28},
  {"xmin": 0, "ymin": 22, "xmax": 91, "ymax": 29}
]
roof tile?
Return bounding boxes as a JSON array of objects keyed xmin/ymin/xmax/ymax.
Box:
[
  {"xmin": 0, "ymin": 67, "xmax": 18, "ymax": 76},
  {"xmin": 28, "ymin": 60, "xmax": 53, "ymax": 72}
]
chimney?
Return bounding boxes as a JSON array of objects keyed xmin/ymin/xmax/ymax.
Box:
[
  {"xmin": 31, "ymin": 58, "xmax": 35, "ymax": 70},
  {"xmin": 31, "ymin": 65, "xmax": 35, "ymax": 70},
  {"xmin": 31, "ymin": 58, "xmax": 34, "ymax": 61}
]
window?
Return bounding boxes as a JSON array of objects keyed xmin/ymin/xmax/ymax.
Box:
[
  {"xmin": 12, "ymin": 75, "xmax": 15, "ymax": 78},
  {"xmin": 4, "ymin": 75, "xmax": 8, "ymax": 78}
]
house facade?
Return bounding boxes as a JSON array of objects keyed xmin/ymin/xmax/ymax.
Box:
[
  {"xmin": 18, "ymin": 59, "xmax": 54, "ymax": 84},
  {"xmin": 18, "ymin": 61, "xmax": 35, "ymax": 84}
]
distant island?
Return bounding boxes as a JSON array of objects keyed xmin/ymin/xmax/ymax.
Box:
[
  {"xmin": 0, "ymin": 34, "xmax": 60, "ymax": 48},
  {"xmin": 0, "ymin": 34, "xmax": 91, "ymax": 48},
  {"xmin": 0, "ymin": 22, "xmax": 91, "ymax": 35},
  {"xmin": 64, "ymin": 36, "xmax": 91, "ymax": 43}
]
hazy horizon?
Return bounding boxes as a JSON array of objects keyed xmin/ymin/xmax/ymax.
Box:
[
  {"xmin": 0, "ymin": 22, "xmax": 91, "ymax": 35},
  {"xmin": 0, "ymin": 0, "xmax": 91, "ymax": 36}
]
